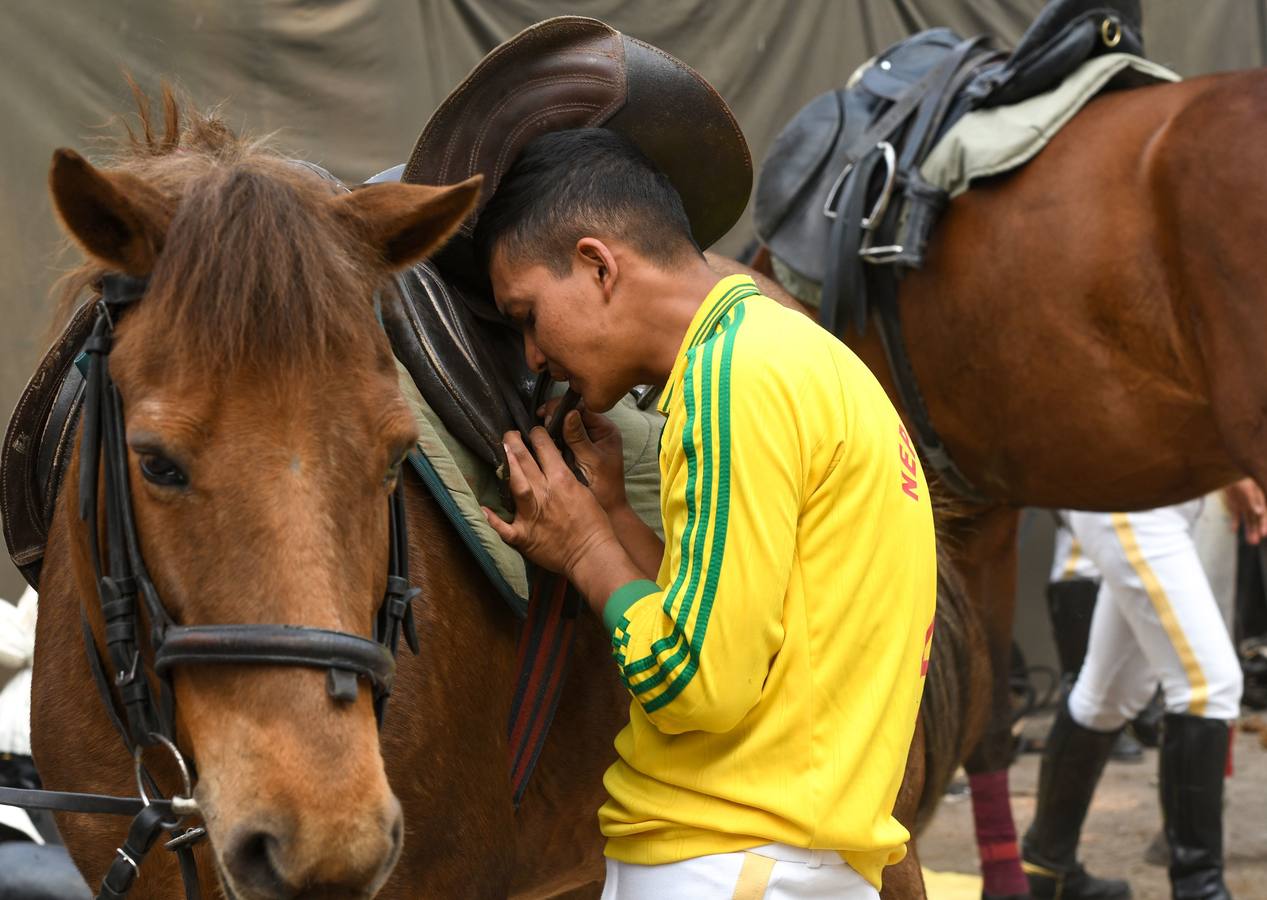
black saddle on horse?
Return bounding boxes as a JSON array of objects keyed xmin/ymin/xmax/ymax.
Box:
[
  {"xmin": 753, "ymin": 0, "xmax": 1143, "ymax": 499},
  {"xmin": 756, "ymin": 0, "xmax": 1142, "ymax": 336}
]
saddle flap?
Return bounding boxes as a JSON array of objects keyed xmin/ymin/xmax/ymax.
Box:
[
  {"xmin": 755, "ymin": 28, "xmax": 975, "ymax": 286},
  {"xmin": 752, "ymin": 89, "xmax": 843, "ymax": 280},
  {"xmin": 2, "ymin": 301, "xmax": 97, "ymax": 588},
  {"xmin": 382, "ymin": 263, "xmax": 537, "ymax": 473}
]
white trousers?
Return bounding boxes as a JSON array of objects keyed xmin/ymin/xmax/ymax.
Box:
[
  {"xmin": 1054, "ymin": 502, "xmax": 1242, "ymax": 730},
  {"xmin": 599, "ymin": 843, "xmax": 879, "ymax": 900}
]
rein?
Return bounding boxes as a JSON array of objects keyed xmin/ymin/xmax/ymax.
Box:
[{"xmin": 0, "ymin": 273, "xmax": 422, "ymax": 899}]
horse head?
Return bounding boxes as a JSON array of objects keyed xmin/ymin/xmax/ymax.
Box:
[{"xmin": 45, "ymin": 90, "xmax": 479, "ymax": 899}]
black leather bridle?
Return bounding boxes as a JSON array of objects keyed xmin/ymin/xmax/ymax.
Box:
[{"xmin": 0, "ymin": 273, "xmax": 422, "ymax": 900}]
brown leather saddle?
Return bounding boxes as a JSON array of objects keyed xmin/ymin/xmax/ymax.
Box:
[
  {"xmin": 2, "ymin": 301, "xmax": 96, "ymax": 587},
  {"xmin": 2, "ymin": 15, "xmax": 752, "ymax": 590}
]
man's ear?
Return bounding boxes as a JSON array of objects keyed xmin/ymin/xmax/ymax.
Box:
[{"xmin": 576, "ymin": 237, "xmax": 618, "ymax": 299}]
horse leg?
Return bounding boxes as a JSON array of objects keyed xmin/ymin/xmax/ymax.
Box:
[
  {"xmin": 953, "ymin": 505, "xmax": 1030, "ymax": 899},
  {"xmin": 883, "ymin": 716, "xmax": 928, "ymax": 900},
  {"xmin": 882, "ymin": 842, "xmax": 926, "ymax": 900}
]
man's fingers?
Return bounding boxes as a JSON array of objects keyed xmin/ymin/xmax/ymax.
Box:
[
  {"xmin": 580, "ymin": 407, "xmax": 621, "ymax": 444},
  {"xmin": 1251, "ymin": 507, "xmax": 1267, "ymax": 544},
  {"xmin": 482, "ymin": 505, "xmax": 518, "ymax": 546},
  {"xmin": 564, "ymin": 410, "xmax": 598, "ymax": 456},
  {"xmin": 503, "ymin": 431, "xmax": 546, "ymax": 500},
  {"xmin": 527, "ymin": 426, "xmax": 572, "ymax": 478}
]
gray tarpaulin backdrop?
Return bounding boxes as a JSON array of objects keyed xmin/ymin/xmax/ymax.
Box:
[{"xmin": 2, "ymin": 1, "xmax": 1264, "ymax": 606}]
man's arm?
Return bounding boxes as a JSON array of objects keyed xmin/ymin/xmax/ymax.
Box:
[
  {"xmin": 604, "ymin": 343, "xmax": 804, "ymax": 735},
  {"xmin": 608, "ymin": 503, "xmax": 664, "ymax": 579}
]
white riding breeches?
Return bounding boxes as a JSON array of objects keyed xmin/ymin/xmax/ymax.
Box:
[
  {"xmin": 599, "ymin": 843, "xmax": 879, "ymax": 899},
  {"xmin": 1053, "ymin": 502, "xmax": 1242, "ymax": 730}
]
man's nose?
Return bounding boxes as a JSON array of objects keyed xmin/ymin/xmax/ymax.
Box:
[{"xmin": 523, "ymin": 333, "xmax": 547, "ymax": 373}]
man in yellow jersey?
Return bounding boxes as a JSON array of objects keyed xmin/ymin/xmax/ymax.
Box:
[{"xmin": 476, "ymin": 127, "xmax": 936, "ymax": 899}]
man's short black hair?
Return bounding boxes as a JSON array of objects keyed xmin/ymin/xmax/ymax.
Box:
[{"xmin": 474, "ymin": 128, "xmax": 701, "ymax": 277}]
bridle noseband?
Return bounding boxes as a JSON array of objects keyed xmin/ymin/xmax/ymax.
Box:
[{"xmin": 0, "ymin": 273, "xmax": 422, "ymax": 900}]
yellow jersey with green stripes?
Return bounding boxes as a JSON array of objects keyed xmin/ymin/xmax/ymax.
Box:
[{"xmin": 598, "ymin": 275, "xmax": 937, "ymax": 888}]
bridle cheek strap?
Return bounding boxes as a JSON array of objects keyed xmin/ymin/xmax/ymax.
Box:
[{"xmin": 18, "ymin": 272, "xmax": 426, "ymax": 900}]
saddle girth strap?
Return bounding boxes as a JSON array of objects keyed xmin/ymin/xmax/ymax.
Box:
[{"xmin": 506, "ymin": 571, "xmax": 579, "ymax": 808}]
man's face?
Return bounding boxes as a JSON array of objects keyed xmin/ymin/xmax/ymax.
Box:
[{"xmin": 488, "ymin": 244, "xmax": 630, "ymax": 412}]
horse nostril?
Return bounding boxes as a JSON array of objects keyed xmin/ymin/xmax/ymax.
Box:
[{"xmin": 224, "ymin": 826, "xmax": 295, "ymax": 900}]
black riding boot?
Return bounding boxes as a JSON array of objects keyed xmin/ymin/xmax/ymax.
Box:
[
  {"xmin": 1160, "ymin": 714, "xmax": 1233, "ymax": 900},
  {"xmin": 1046, "ymin": 576, "xmax": 1099, "ymax": 684},
  {"xmin": 1022, "ymin": 702, "xmax": 1132, "ymax": 899}
]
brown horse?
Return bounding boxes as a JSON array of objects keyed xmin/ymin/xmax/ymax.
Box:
[
  {"xmin": 28, "ymin": 90, "xmax": 636, "ymax": 900},
  {"xmin": 27, "ymin": 91, "xmax": 984, "ymax": 900},
  {"xmin": 756, "ymin": 66, "xmax": 1267, "ymax": 894}
]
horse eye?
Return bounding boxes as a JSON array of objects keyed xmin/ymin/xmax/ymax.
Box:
[{"xmin": 139, "ymin": 453, "xmax": 189, "ymax": 488}]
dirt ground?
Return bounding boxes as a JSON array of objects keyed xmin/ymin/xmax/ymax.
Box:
[{"xmin": 918, "ymin": 712, "xmax": 1267, "ymax": 900}]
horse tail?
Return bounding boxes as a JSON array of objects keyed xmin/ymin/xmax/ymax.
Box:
[{"xmin": 915, "ymin": 543, "xmax": 991, "ymax": 833}]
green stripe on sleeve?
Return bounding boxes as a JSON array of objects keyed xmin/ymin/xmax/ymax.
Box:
[
  {"xmin": 643, "ymin": 302, "xmax": 744, "ymax": 713},
  {"xmin": 603, "ymin": 579, "xmax": 660, "ymax": 637}
]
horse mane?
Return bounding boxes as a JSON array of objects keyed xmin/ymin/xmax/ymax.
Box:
[{"xmin": 54, "ymin": 82, "xmax": 380, "ymax": 371}]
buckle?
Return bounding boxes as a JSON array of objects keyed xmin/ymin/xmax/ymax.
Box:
[
  {"xmin": 114, "ymin": 651, "xmax": 141, "ymax": 687},
  {"xmin": 859, "ymin": 142, "xmax": 898, "ymax": 231},
  {"xmin": 859, "ymin": 243, "xmax": 905, "ymax": 264}
]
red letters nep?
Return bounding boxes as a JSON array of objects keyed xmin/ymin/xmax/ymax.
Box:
[{"xmin": 897, "ymin": 425, "xmax": 919, "ymax": 501}]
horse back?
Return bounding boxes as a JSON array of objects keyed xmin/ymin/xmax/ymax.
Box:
[{"xmin": 889, "ymin": 73, "xmax": 1244, "ymax": 507}]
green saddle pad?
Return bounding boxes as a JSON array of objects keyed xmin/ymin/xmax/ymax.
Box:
[
  {"xmin": 920, "ymin": 53, "xmax": 1178, "ymax": 199},
  {"xmin": 395, "ymin": 359, "xmax": 665, "ymax": 616}
]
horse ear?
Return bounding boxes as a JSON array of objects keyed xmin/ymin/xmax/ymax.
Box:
[
  {"xmin": 333, "ymin": 175, "xmax": 483, "ymax": 269},
  {"xmin": 48, "ymin": 148, "xmax": 171, "ymax": 276}
]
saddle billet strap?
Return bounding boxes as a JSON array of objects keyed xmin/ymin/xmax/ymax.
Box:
[
  {"xmin": 506, "ymin": 571, "xmax": 578, "ymax": 808},
  {"xmin": 872, "ymin": 284, "xmax": 988, "ymax": 503},
  {"xmin": 896, "ymin": 37, "xmax": 992, "ymax": 171}
]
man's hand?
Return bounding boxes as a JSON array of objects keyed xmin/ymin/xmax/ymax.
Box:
[
  {"xmin": 539, "ymin": 398, "xmax": 627, "ymax": 512},
  {"xmin": 483, "ymin": 429, "xmax": 645, "ymax": 611},
  {"xmin": 1223, "ymin": 476, "xmax": 1267, "ymax": 545},
  {"xmin": 485, "ymin": 428, "xmax": 614, "ymax": 574}
]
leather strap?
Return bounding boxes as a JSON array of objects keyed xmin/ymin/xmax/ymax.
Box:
[
  {"xmin": 0, "ymin": 785, "xmax": 179, "ymax": 818},
  {"xmin": 820, "ymin": 38, "xmax": 993, "ymax": 504},
  {"xmin": 506, "ymin": 570, "xmax": 578, "ymax": 808},
  {"xmin": 872, "ymin": 279, "xmax": 988, "ymax": 502},
  {"xmin": 96, "ymin": 804, "xmax": 171, "ymax": 900},
  {"xmin": 153, "ymin": 624, "xmax": 397, "ymax": 699}
]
